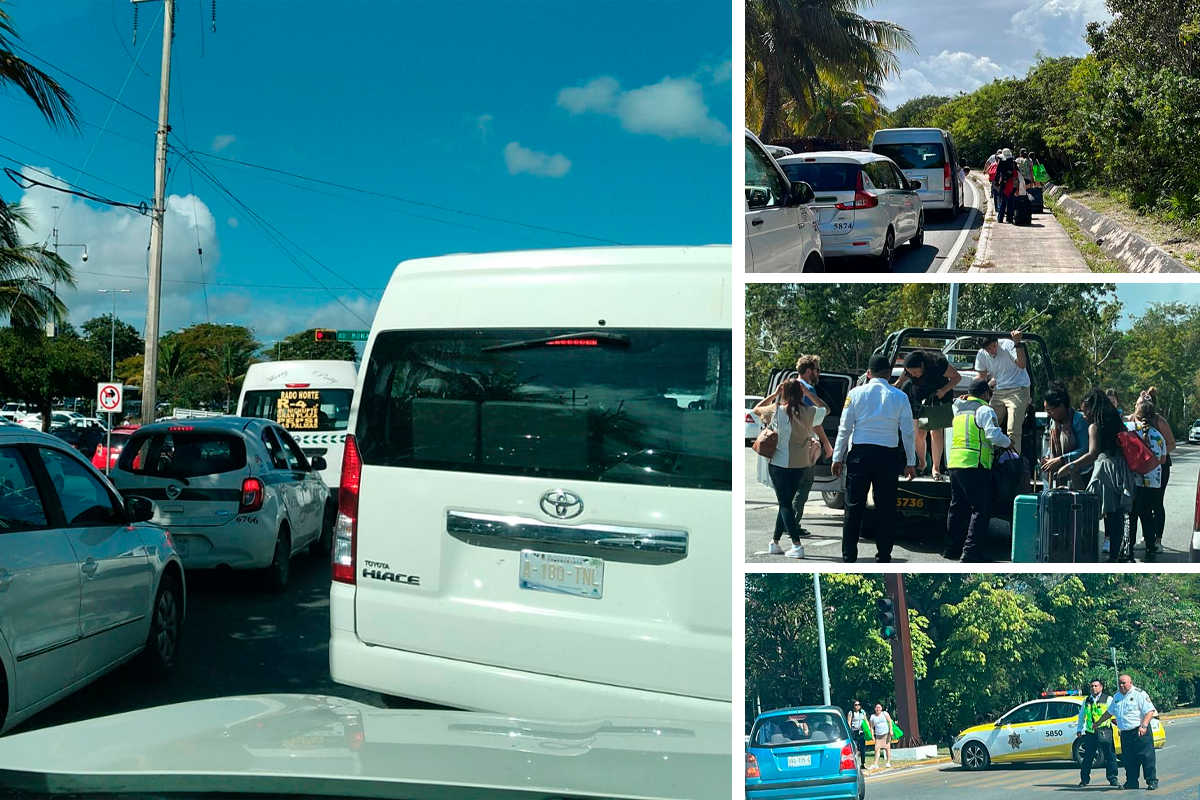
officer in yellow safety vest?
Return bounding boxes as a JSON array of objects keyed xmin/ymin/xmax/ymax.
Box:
[
  {"xmin": 945, "ymin": 379, "xmax": 1011, "ymax": 562},
  {"xmin": 1076, "ymin": 678, "xmax": 1118, "ymax": 788}
]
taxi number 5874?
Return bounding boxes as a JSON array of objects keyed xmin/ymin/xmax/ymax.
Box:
[{"xmin": 832, "ymin": 222, "xmax": 853, "ymax": 230}]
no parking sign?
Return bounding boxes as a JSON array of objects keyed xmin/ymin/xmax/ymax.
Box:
[{"xmin": 97, "ymin": 382, "xmax": 123, "ymax": 413}]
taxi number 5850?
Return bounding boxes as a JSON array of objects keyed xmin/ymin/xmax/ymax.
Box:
[
  {"xmin": 1046, "ymin": 729, "xmax": 1064, "ymax": 738},
  {"xmin": 897, "ymin": 497, "xmax": 925, "ymax": 508}
]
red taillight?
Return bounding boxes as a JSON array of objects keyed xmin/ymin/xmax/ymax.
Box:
[
  {"xmin": 168, "ymin": 426, "xmax": 194, "ymax": 432},
  {"xmin": 285, "ymin": 383, "xmax": 310, "ymax": 388},
  {"xmin": 239, "ymin": 478, "xmax": 264, "ymax": 513},
  {"xmin": 835, "ymin": 169, "xmax": 877, "ymax": 210},
  {"xmin": 332, "ymin": 434, "xmax": 361, "ymax": 584},
  {"xmin": 944, "ymin": 163, "xmax": 952, "ymax": 191},
  {"xmin": 545, "ymin": 338, "xmax": 598, "ymax": 347},
  {"xmin": 746, "ymin": 752, "xmax": 760, "ymax": 779},
  {"xmin": 745, "ymin": 413, "xmax": 754, "ymax": 423},
  {"xmin": 841, "ymin": 742, "xmax": 856, "ymax": 771}
]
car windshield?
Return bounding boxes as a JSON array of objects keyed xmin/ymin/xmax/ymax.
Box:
[
  {"xmin": 241, "ymin": 388, "xmax": 353, "ymax": 432},
  {"xmin": 750, "ymin": 712, "xmax": 847, "ymax": 747},
  {"xmin": 117, "ymin": 431, "xmax": 247, "ymax": 478},
  {"xmin": 356, "ymin": 328, "xmax": 732, "ymax": 490},
  {"xmin": 779, "ymin": 161, "xmax": 859, "ymax": 192},
  {"xmin": 873, "ymin": 142, "xmax": 946, "ymax": 170}
]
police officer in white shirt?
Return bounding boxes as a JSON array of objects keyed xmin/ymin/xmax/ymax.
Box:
[
  {"xmin": 832, "ymin": 354, "xmax": 917, "ymax": 562},
  {"xmin": 1095, "ymin": 674, "xmax": 1158, "ymax": 790},
  {"xmin": 974, "ymin": 332, "xmax": 1031, "ymax": 454}
]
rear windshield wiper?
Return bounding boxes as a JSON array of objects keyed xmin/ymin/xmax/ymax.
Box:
[{"xmin": 481, "ymin": 331, "xmax": 630, "ymax": 353}]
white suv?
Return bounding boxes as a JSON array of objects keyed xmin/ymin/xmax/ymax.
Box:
[
  {"xmin": 1189, "ymin": 419, "xmax": 1200, "ymax": 444},
  {"xmin": 329, "ymin": 246, "xmax": 732, "ymax": 724},
  {"xmin": 745, "ymin": 129, "xmax": 823, "ymax": 273}
]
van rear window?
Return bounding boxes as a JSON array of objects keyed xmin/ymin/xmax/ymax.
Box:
[
  {"xmin": 118, "ymin": 432, "xmax": 247, "ymax": 478},
  {"xmin": 779, "ymin": 162, "xmax": 858, "ymax": 192},
  {"xmin": 873, "ymin": 143, "xmax": 945, "ymax": 170},
  {"xmin": 241, "ymin": 389, "xmax": 352, "ymax": 432},
  {"xmin": 355, "ymin": 329, "xmax": 732, "ymax": 490}
]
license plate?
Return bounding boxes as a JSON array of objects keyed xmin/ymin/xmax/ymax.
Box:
[
  {"xmin": 519, "ymin": 550, "xmax": 604, "ymax": 599},
  {"xmin": 788, "ymin": 754, "xmax": 812, "ymax": 767}
]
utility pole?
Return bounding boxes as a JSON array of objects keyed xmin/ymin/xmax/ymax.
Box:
[
  {"xmin": 49, "ymin": 224, "xmax": 88, "ymax": 339},
  {"xmin": 813, "ymin": 574, "xmax": 831, "ymax": 706},
  {"xmin": 948, "ymin": 283, "xmax": 960, "ymax": 329},
  {"xmin": 135, "ymin": 0, "xmax": 175, "ymax": 425},
  {"xmin": 884, "ymin": 574, "xmax": 921, "ymax": 747}
]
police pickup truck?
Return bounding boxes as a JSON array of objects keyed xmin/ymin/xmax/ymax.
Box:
[{"xmin": 767, "ymin": 327, "xmax": 1056, "ymax": 534}]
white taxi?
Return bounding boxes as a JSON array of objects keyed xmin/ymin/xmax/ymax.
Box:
[{"xmin": 951, "ymin": 695, "xmax": 1166, "ymax": 770}]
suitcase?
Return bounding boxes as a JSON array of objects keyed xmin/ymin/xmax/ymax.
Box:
[
  {"xmin": 1014, "ymin": 195, "xmax": 1033, "ymax": 225},
  {"xmin": 1011, "ymin": 494, "xmax": 1039, "ymax": 562},
  {"xmin": 1036, "ymin": 488, "xmax": 1101, "ymax": 562},
  {"xmin": 1028, "ymin": 187, "xmax": 1044, "ymax": 214}
]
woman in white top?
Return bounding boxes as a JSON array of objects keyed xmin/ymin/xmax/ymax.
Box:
[
  {"xmin": 869, "ymin": 703, "xmax": 894, "ymax": 770},
  {"xmin": 1126, "ymin": 397, "xmax": 1168, "ymax": 559},
  {"xmin": 753, "ymin": 379, "xmax": 827, "ymax": 558}
]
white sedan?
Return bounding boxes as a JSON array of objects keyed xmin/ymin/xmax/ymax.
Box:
[{"xmin": 744, "ymin": 396, "xmax": 764, "ymax": 445}]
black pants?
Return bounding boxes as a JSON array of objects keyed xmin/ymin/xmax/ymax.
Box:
[
  {"xmin": 1118, "ymin": 728, "xmax": 1157, "ymax": 787},
  {"xmin": 1105, "ymin": 510, "xmax": 1127, "ymax": 562},
  {"xmin": 946, "ymin": 467, "xmax": 992, "ymax": 561},
  {"xmin": 1079, "ymin": 730, "xmax": 1117, "ymax": 784},
  {"xmin": 768, "ymin": 464, "xmax": 806, "ymax": 544},
  {"xmin": 852, "ymin": 731, "xmax": 868, "ymax": 765},
  {"xmin": 842, "ymin": 444, "xmax": 900, "ymax": 562},
  {"xmin": 1130, "ymin": 486, "xmax": 1165, "ymax": 552}
]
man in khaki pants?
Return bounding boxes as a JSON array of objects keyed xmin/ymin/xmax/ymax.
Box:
[{"xmin": 973, "ymin": 331, "xmax": 1030, "ymax": 453}]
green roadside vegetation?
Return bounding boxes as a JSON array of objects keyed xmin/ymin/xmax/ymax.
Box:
[
  {"xmin": 745, "ymin": 574, "xmax": 1200, "ymax": 743},
  {"xmin": 1045, "ymin": 196, "xmax": 1124, "ymax": 274}
]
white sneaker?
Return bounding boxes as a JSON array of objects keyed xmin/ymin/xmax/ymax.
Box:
[
  {"xmin": 768, "ymin": 541, "xmax": 784, "ymax": 555},
  {"xmin": 785, "ymin": 544, "xmax": 806, "ymax": 558}
]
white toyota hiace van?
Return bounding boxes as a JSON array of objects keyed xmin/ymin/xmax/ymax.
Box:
[{"xmin": 329, "ymin": 246, "xmax": 732, "ymax": 723}]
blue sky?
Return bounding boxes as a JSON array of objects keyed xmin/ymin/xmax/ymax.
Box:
[{"xmin": 2, "ymin": 0, "xmax": 732, "ymax": 345}]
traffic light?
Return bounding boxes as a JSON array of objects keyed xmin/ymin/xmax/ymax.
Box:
[
  {"xmin": 877, "ymin": 597, "xmax": 896, "ymax": 640},
  {"xmin": 314, "ymin": 328, "xmax": 336, "ymax": 341}
]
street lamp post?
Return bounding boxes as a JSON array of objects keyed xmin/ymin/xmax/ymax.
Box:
[{"xmin": 97, "ymin": 288, "xmax": 131, "ymax": 474}]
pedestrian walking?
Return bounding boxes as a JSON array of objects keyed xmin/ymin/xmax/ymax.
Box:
[
  {"xmin": 1015, "ymin": 148, "xmax": 1034, "ymax": 186},
  {"xmin": 869, "ymin": 703, "xmax": 894, "ymax": 770},
  {"xmin": 847, "ymin": 700, "xmax": 869, "ymax": 766},
  {"xmin": 1039, "ymin": 382, "xmax": 1092, "ymax": 489},
  {"xmin": 973, "ymin": 332, "xmax": 1031, "ymax": 454},
  {"xmin": 1126, "ymin": 397, "xmax": 1168, "ymax": 560},
  {"xmin": 753, "ymin": 379, "xmax": 827, "ymax": 558},
  {"xmin": 893, "ymin": 349, "xmax": 960, "ymax": 481},
  {"xmin": 995, "ymin": 149, "xmax": 1017, "ymax": 223},
  {"xmin": 945, "ymin": 379, "xmax": 1011, "ymax": 562},
  {"xmin": 985, "ymin": 149, "xmax": 1003, "ymax": 211},
  {"xmin": 1076, "ymin": 677, "xmax": 1119, "ymax": 788},
  {"xmin": 1057, "ymin": 388, "xmax": 1138, "ymax": 561},
  {"xmin": 831, "ymin": 354, "xmax": 917, "ymax": 563},
  {"xmin": 1144, "ymin": 387, "xmax": 1177, "ymax": 495},
  {"xmin": 1095, "ymin": 675, "xmax": 1159, "ymax": 791}
]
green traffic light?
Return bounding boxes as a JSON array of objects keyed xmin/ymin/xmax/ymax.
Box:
[{"xmin": 882, "ymin": 626, "xmax": 896, "ymax": 639}]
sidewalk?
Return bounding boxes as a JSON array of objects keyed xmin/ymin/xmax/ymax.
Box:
[{"xmin": 967, "ymin": 173, "xmax": 1089, "ymax": 273}]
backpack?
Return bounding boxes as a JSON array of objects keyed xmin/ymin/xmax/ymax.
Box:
[
  {"xmin": 986, "ymin": 161, "xmax": 998, "ymax": 180},
  {"xmin": 1117, "ymin": 428, "xmax": 1158, "ymax": 474}
]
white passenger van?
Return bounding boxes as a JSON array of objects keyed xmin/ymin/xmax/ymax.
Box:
[
  {"xmin": 329, "ymin": 246, "xmax": 733, "ymax": 723},
  {"xmin": 870, "ymin": 127, "xmax": 966, "ymax": 217},
  {"xmin": 236, "ymin": 360, "xmax": 356, "ymax": 505}
]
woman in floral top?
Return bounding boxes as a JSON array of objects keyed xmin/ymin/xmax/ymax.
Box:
[{"xmin": 1126, "ymin": 397, "xmax": 1168, "ymax": 560}]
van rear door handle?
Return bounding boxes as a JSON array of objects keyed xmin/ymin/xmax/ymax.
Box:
[{"xmin": 751, "ymin": 219, "xmax": 764, "ymax": 226}]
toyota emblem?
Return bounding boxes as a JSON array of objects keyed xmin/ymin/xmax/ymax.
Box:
[
  {"xmin": 540, "ymin": 489, "xmax": 583, "ymax": 520},
  {"xmin": 165, "ymin": 484, "xmax": 182, "ymax": 500}
]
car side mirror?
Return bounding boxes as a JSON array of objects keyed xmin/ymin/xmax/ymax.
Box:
[
  {"xmin": 909, "ymin": 180, "xmax": 922, "ymax": 190},
  {"xmin": 788, "ymin": 180, "xmax": 815, "ymax": 207},
  {"xmin": 310, "ymin": 456, "xmax": 327, "ymax": 472},
  {"xmin": 124, "ymin": 495, "xmax": 154, "ymax": 523}
]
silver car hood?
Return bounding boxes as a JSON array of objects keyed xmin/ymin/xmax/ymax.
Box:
[{"xmin": 0, "ymin": 694, "xmax": 728, "ymax": 799}]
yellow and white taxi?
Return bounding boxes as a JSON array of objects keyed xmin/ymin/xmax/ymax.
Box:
[{"xmin": 951, "ymin": 695, "xmax": 1166, "ymax": 771}]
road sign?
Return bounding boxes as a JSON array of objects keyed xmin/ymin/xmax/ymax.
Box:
[
  {"xmin": 336, "ymin": 330, "xmax": 369, "ymax": 342},
  {"xmin": 97, "ymin": 382, "xmax": 124, "ymax": 413}
]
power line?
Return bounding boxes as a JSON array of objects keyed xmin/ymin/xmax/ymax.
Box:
[
  {"xmin": 62, "ymin": 266, "xmax": 387, "ymax": 292},
  {"xmin": 0, "ymin": 139, "xmax": 151, "ymax": 203},
  {"xmin": 2, "ymin": 163, "xmax": 148, "ymax": 213}
]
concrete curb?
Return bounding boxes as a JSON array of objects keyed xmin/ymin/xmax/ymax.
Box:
[
  {"xmin": 1047, "ymin": 185, "xmax": 1196, "ymax": 274},
  {"xmin": 966, "ymin": 173, "xmax": 994, "ymax": 274},
  {"xmin": 863, "ymin": 756, "xmax": 953, "ymax": 779}
]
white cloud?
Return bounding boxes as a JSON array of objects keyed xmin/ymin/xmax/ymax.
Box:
[
  {"xmin": 557, "ymin": 74, "xmax": 728, "ymax": 143},
  {"xmin": 475, "ymin": 113, "xmax": 493, "ymax": 139},
  {"xmin": 211, "ymin": 134, "xmax": 237, "ymax": 153},
  {"xmin": 227, "ymin": 217, "xmax": 239, "ymax": 228},
  {"xmin": 1009, "ymin": 0, "xmax": 1109, "ymax": 52},
  {"xmin": 882, "ymin": 50, "xmax": 1025, "ymax": 108},
  {"xmin": 699, "ymin": 60, "xmax": 733, "ymax": 84},
  {"xmin": 503, "ymin": 142, "xmax": 572, "ymax": 178}
]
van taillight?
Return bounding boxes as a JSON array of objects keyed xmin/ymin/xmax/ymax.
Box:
[
  {"xmin": 746, "ymin": 752, "xmax": 760, "ymax": 779},
  {"xmin": 239, "ymin": 478, "xmax": 264, "ymax": 513},
  {"xmin": 944, "ymin": 163, "xmax": 952, "ymax": 191},
  {"xmin": 332, "ymin": 434, "xmax": 361, "ymax": 584},
  {"xmin": 841, "ymin": 742, "xmax": 856, "ymax": 771}
]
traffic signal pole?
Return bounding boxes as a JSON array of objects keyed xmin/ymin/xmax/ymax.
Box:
[{"xmin": 885, "ymin": 574, "xmax": 921, "ymax": 747}]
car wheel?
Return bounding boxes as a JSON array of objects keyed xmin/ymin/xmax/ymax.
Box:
[
  {"xmin": 962, "ymin": 741, "xmax": 990, "ymax": 771},
  {"xmin": 822, "ymin": 491, "xmax": 845, "ymax": 509},
  {"xmin": 909, "ymin": 213, "xmax": 924, "ymax": 248},
  {"xmin": 803, "ymin": 253, "xmax": 825, "ymax": 273},
  {"xmin": 877, "ymin": 229, "xmax": 896, "ymax": 270},
  {"xmin": 264, "ymin": 528, "xmax": 291, "ymax": 593},
  {"xmin": 309, "ymin": 502, "xmax": 335, "ymax": 558},
  {"xmin": 135, "ymin": 571, "xmax": 182, "ymax": 678}
]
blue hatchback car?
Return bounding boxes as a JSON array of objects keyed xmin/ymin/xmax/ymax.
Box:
[{"xmin": 746, "ymin": 706, "xmax": 865, "ymax": 800}]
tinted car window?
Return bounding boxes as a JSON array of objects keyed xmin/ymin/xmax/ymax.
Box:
[
  {"xmin": 260, "ymin": 428, "xmax": 292, "ymax": 470},
  {"xmin": 750, "ymin": 712, "xmax": 847, "ymax": 747},
  {"xmin": 357, "ymin": 329, "xmax": 732, "ymax": 491},
  {"xmin": 1046, "ymin": 702, "xmax": 1080, "ymax": 721},
  {"xmin": 119, "ymin": 431, "xmax": 247, "ymax": 478},
  {"xmin": 745, "ymin": 137, "xmax": 789, "ymax": 210},
  {"xmin": 241, "ymin": 388, "xmax": 352, "ymax": 432},
  {"xmin": 0, "ymin": 446, "xmax": 48, "ymax": 531},
  {"xmin": 274, "ymin": 427, "xmax": 311, "ymax": 471},
  {"xmin": 779, "ymin": 162, "xmax": 858, "ymax": 192},
  {"xmin": 40, "ymin": 447, "xmax": 122, "ymax": 526},
  {"xmin": 867, "ymin": 161, "xmax": 898, "ymax": 190},
  {"xmin": 1001, "ymin": 704, "xmax": 1046, "ymax": 725},
  {"xmin": 873, "ymin": 143, "xmax": 946, "ymax": 170}
]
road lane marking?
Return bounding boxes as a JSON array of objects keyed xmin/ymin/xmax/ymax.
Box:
[{"xmin": 935, "ymin": 178, "xmax": 981, "ymax": 274}]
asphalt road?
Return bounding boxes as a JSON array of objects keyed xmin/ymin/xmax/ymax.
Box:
[
  {"xmin": 3, "ymin": 551, "xmax": 395, "ymax": 738},
  {"xmin": 824, "ymin": 177, "xmax": 984, "ymax": 274},
  {"xmin": 745, "ymin": 445, "xmax": 1200, "ymax": 564},
  {"xmin": 866, "ymin": 715, "xmax": 1200, "ymax": 798}
]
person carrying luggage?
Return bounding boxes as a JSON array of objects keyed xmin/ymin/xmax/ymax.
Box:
[
  {"xmin": 893, "ymin": 349, "xmax": 961, "ymax": 481},
  {"xmin": 1055, "ymin": 388, "xmax": 1138, "ymax": 562},
  {"xmin": 1039, "ymin": 382, "xmax": 1092, "ymax": 489},
  {"xmin": 945, "ymin": 379, "xmax": 1011, "ymax": 562},
  {"xmin": 974, "ymin": 332, "xmax": 1031, "ymax": 454},
  {"xmin": 995, "ymin": 149, "xmax": 1018, "ymax": 224}
]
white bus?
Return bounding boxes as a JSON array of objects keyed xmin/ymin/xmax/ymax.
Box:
[{"xmin": 237, "ymin": 360, "xmax": 357, "ymax": 506}]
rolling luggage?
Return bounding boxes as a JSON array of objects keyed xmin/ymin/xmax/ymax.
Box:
[
  {"xmin": 1036, "ymin": 487, "xmax": 1101, "ymax": 562},
  {"xmin": 1028, "ymin": 186, "xmax": 1044, "ymax": 214},
  {"xmin": 1011, "ymin": 493, "xmax": 1039, "ymax": 562},
  {"xmin": 1014, "ymin": 195, "xmax": 1033, "ymax": 226}
]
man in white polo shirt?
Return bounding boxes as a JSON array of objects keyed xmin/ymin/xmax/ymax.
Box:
[
  {"xmin": 974, "ymin": 331, "xmax": 1031, "ymax": 454},
  {"xmin": 1095, "ymin": 674, "xmax": 1159, "ymax": 791}
]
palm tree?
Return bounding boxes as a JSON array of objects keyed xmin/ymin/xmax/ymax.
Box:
[
  {"xmin": 210, "ymin": 339, "xmax": 257, "ymax": 412},
  {"xmin": 746, "ymin": 0, "xmax": 916, "ymax": 142},
  {"xmin": 0, "ymin": 203, "xmax": 75, "ymax": 327},
  {"xmin": 157, "ymin": 337, "xmax": 195, "ymax": 401},
  {"xmin": 797, "ymin": 78, "xmax": 890, "ymax": 140}
]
